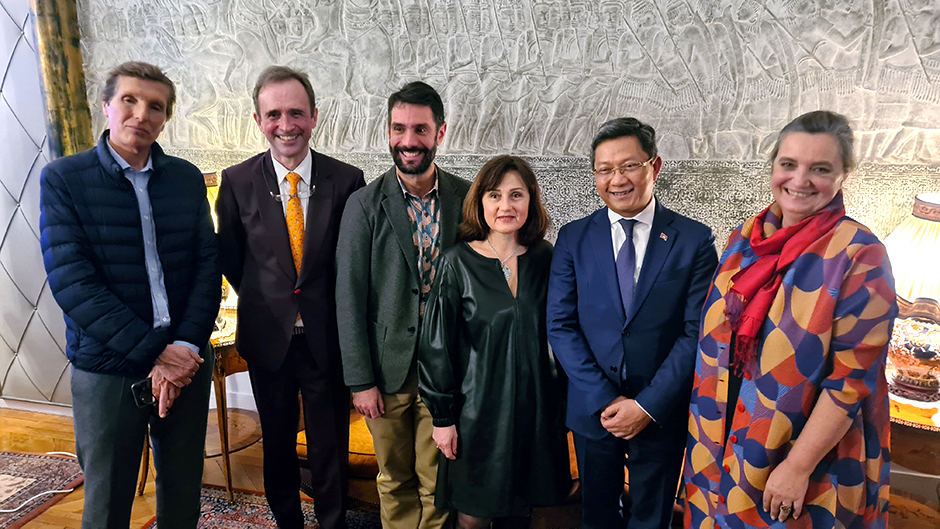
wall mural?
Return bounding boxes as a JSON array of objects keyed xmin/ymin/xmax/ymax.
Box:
[{"xmin": 76, "ymin": 0, "xmax": 940, "ymax": 162}]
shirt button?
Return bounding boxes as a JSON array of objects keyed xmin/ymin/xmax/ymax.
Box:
[
  {"xmin": 407, "ymin": 326, "xmax": 416, "ymax": 333},
  {"xmin": 610, "ymin": 366, "xmax": 617, "ymax": 373},
  {"xmin": 723, "ymin": 464, "xmax": 730, "ymax": 473},
  {"xmin": 718, "ymin": 495, "xmax": 726, "ymax": 504},
  {"xmin": 138, "ymin": 188, "xmax": 145, "ymax": 192},
  {"xmin": 729, "ymin": 434, "xmax": 738, "ymax": 444},
  {"xmin": 737, "ymin": 403, "xmax": 745, "ymax": 413},
  {"xmin": 622, "ymin": 331, "xmax": 630, "ymax": 337},
  {"xmin": 412, "ymin": 288, "xmax": 419, "ymax": 295},
  {"xmin": 294, "ymin": 289, "xmax": 301, "ymax": 295},
  {"xmin": 143, "ymin": 215, "xmax": 149, "ymax": 220},
  {"xmin": 150, "ymin": 267, "xmax": 156, "ymax": 272},
  {"xmin": 162, "ymin": 317, "xmax": 169, "ymax": 322}
]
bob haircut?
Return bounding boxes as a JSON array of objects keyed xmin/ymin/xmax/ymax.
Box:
[
  {"xmin": 770, "ymin": 110, "xmax": 856, "ymax": 173},
  {"xmin": 458, "ymin": 155, "xmax": 551, "ymax": 247}
]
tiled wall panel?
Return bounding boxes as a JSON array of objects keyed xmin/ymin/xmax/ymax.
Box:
[{"xmin": 0, "ymin": 0, "xmax": 67, "ymax": 404}]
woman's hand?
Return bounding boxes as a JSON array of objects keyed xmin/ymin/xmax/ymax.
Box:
[
  {"xmin": 762, "ymin": 458, "xmax": 811, "ymax": 522},
  {"xmin": 433, "ymin": 426, "xmax": 458, "ymax": 460}
]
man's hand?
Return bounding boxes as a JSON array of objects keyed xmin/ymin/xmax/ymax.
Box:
[
  {"xmin": 433, "ymin": 426, "xmax": 458, "ymax": 460},
  {"xmin": 149, "ymin": 374, "xmax": 182, "ymax": 418},
  {"xmin": 153, "ymin": 344, "xmax": 203, "ymax": 388},
  {"xmin": 352, "ymin": 387, "xmax": 385, "ymax": 419},
  {"xmin": 600, "ymin": 396, "xmax": 652, "ymax": 439}
]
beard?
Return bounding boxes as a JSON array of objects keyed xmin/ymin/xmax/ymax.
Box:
[{"xmin": 391, "ymin": 144, "xmax": 437, "ymax": 176}]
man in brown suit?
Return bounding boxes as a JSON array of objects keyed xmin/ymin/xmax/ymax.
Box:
[{"xmin": 216, "ymin": 66, "xmax": 365, "ymax": 529}]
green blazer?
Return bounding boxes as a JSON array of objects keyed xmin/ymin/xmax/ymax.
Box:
[{"xmin": 336, "ymin": 166, "xmax": 470, "ymax": 394}]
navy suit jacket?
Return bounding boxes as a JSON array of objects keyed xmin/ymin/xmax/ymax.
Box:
[{"xmin": 547, "ymin": 200, "xmax": 718, "ymax": 440}]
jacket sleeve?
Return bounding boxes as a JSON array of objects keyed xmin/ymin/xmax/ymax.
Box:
[
  {"xmin": 417, "ymin": 256, "xmax": 462, "ymax": 426},
  {"xmin": 335, "ymin": 191, "xmax": 377, "ymax": 391},
  {"xmin": 820, "ymin": 242, "xmax": 897, "ymax": 420},
  {"xmin": 547, "ymin": 225, "xmax": 622, "ymax": 417},
  {"xmin": 172, "ymin": 187, "xmax": 222, "ymax": 349},
  {"xmin": 215, "ymin": 168, "xmax": 245, "ymax": 293},
  {"xmin": 634, "ymin": 228, "xmax": 719, "ymax": 422},
  {"xmin": 39, "ymin": 165, "xmax": 167, "ymax": 367}
]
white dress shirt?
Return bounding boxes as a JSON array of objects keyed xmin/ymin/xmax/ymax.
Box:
[
  {"xmin": 608, "ymin": 196, "xmax": 657, "ymax": 282},
  {"xmin": 271, "ymin": 150, "xmax": 313, "ymax": 221}
]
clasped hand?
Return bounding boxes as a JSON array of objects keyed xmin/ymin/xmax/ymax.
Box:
[
  {"xmin": 149, "ymin": 344, "xmax": 203, "ymax": 418},
  {"xmin": 600, "ymin": 396, "xmax": 651, "ymax": 439}
]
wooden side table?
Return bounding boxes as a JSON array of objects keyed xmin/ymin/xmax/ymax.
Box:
[{"xmin": 210, "ymin": 305, "xmax": 247, "ymax": 502}]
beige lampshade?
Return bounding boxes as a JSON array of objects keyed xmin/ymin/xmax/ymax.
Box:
[{"xmin": 884, "ymin": 193, "xmax": 940, "ymax": 303}]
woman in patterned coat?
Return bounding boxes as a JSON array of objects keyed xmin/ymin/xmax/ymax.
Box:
[{"xmin": 684, "ymin": 111, "xmax": 897, "ymax": 528}]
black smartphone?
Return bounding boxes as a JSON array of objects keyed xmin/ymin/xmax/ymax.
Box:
[{"xmin": 130, "ymin": 378, "xmax": 155, "ymax": 408}]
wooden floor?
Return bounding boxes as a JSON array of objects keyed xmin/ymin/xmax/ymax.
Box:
[{"xmin": 0, "ymin": 406, "xmax": 267, "ymax": 528}]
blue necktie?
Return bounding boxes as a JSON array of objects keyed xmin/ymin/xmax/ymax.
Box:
[{"xmin": 616, "ymin": 219, "xmax": 637, "ymax": 316}]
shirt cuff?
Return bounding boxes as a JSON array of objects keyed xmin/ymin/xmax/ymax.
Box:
[
  {"xmin": 173, "ymin": 340, "xmax": 201, "ymax": 356},
  {"xmin": 634, "ymin": 400, "xmax": 658, "ymax": 425}
]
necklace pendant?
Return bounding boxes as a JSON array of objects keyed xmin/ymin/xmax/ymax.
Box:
[{"xmin": 502, "ymin": 264, "xmax": 512, "ymax": 280}]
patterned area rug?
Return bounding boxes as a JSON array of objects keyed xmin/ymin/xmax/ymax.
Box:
[
  {"xmin": 0, "ymin": 452, "xmax": 84, "ymax": 529},
  {"xmin": 142, "ymin": 486, "xmax": 381, "ymax": 528}
]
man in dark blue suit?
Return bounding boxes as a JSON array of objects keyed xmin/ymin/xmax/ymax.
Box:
[{"xmin": 547, "ymin": 117, "xmax": 718, "ymax": 529}]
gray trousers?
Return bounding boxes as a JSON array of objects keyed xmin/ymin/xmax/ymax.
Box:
[{"xmin": 71, "ymin": 346, "xmax": 213, "ymax": 529}]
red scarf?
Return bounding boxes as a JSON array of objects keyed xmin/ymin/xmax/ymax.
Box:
[{"xmin": 725, "ymin": 198, "xmax": 845, "ymax": 376}]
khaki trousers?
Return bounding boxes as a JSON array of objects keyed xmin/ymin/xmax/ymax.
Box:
[{"xmin": 366, "ymin": 370, "xmax": 450, "ymax": 529}]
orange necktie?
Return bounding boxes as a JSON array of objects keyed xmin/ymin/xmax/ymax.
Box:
[{"xmin": 285, "ymin": 172, "xmax": 304, "ymax": 275}]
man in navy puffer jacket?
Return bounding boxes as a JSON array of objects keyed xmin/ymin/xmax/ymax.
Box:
[{"xmin": 39, "ymin": 61, "xmax": 221, "ymax": 529}]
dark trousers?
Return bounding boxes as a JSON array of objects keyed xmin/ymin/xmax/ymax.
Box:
[
  {"xmin": 573, "ymin": 425, "xmax": 684, "ymax": 529},
  {"xmin": 248, "ymin": 333, "xmax": 350, "ymax": 529},
  {"xmin": 71, "ymin": 345, "xmax": 213, "ymax": 529}
]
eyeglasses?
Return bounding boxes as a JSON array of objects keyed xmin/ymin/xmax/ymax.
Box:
[
  {"xmin": 592, "ymin": 158, "xmax": 655, "ymax": 178},
  {"xmin": 269, "ymin": 187, "xmax": 315, "ymax": 202}
]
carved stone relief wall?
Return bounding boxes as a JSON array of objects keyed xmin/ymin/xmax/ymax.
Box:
[
  {"xmin": 6, "ymin": 0, "xmax": 940, "ymax": 405},
  {"xmin": 76, "ymin": 0, "xmax": 940, "ymax": 163}
]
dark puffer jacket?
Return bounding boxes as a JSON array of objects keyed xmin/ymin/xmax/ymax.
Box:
[{"xmin": 40, "ymin": 131, "xmax": 221, "ymax": 376}]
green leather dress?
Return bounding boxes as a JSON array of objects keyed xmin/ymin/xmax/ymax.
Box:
[{"xmin": 417, "ymin": 240, "xmax": 571, "ymax": 518}]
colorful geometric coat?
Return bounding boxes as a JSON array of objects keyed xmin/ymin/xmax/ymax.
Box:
[{"xmin": 684, "ymin": 198, "xmax": 897, "ymax": 529}]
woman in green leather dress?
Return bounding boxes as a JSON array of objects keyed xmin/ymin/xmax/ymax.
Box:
[{"xmin": 418, "ymin": 155, "xmax": 572, "ymax": 529}]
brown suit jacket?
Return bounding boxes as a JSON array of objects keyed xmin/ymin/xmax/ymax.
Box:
[{"xmin": 216, "ymin": 149, "xmax": 365, "ymax": 373}]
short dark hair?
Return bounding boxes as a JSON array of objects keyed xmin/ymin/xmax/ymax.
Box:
[
  {"xmin": 770, "ymin": 110, "xmax": 856, "ymax": 173},
  {"xmin": 102, "ymin": 61, "xmax": 176, "ymax": 119},
  {"xmin": 590, "ymin": 117, "xmax": 658, "ymax": 166},
  {"xmin": 458, "ymin": 155, "xmax": 551, "ymax": 247},
  {"xmin": 252, "ymin": 66, "xmax": 317, "ymax": 117},
  {"xmin": 387, "ymin": 81, "xmax": 445, "ymax": 128}
]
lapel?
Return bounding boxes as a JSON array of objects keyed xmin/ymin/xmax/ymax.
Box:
[
  {"xmin": 627, "ymin": 200, "xmax": 677, "ymax": 326},
  {"xmin": 587, "ymin": 208, "xmax": 627, "ymax": 323},
  {"xmin": 297, "ymin": 150, "xmax": 333, "ymax": 287},
  {"xmin": 379, "ymin": 168, "xmax": 421, "ymax": 286},
  {"xmin": 437, "ymin": 169, "xmax": 461, "ymax": 246},
  {"xmin": 253, "ymin": 151, "xmax": 297, "ymax": 282}
]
